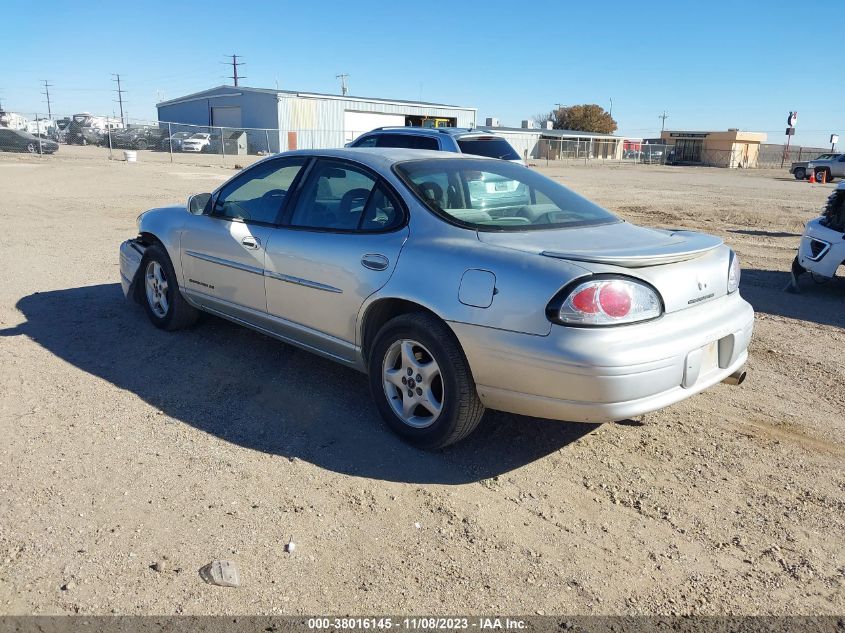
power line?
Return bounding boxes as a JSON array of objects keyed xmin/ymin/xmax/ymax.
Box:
[
  {"xmin": 112, "ymin": 73, "xmax": 126, "ymax": 126},
  {"xmin": 336, "ymin": 73, "xmax": 349, "ymax": 96},
  {"xmin": 42, "ymin": 80, "xmax": 53, "ymax": 120},
  {"xmin": 224, "ymin": 54, "xmax": 245, "ymax": 87}
]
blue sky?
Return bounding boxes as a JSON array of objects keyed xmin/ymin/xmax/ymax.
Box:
[{"xmin": 2, "ymin": 0, "xmax": 840, "ymax": 147}]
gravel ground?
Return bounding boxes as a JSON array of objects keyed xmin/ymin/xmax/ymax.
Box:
[{"xmin": 0, "ymin": 147, "xmax": 842, "ymax": 616}]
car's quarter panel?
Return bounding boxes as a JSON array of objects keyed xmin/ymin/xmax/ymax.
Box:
[
  {"xmin": 263, "ymin": 226, "xmax": 409, "ymax": 359},
  {"xmin": 179, "ymin": 214, "xmax": 272, "ymax": 313},
  {"xmin": 452, "ymin": 291, "xmax": 753, "ymax": 422},
  {"xmin": 361, "ymin": 202, "xmax": 592, "ymax": 338}
]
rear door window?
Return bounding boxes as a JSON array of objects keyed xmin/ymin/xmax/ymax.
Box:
[
  {"xmin": 375, "ymin": 133, "xmax": 439, "ymax": 150},
  {"xmin": 288, "ymin": 159, "xmax": 404, "ymax": 232},
  {"xmin": 456, "ymin": 136, "xmax": 520, "ymax": 160}
]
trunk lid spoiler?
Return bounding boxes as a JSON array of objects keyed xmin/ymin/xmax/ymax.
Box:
[{"xmin": 540, "ymin": 231, "xmax": 723, "ymax": 268}]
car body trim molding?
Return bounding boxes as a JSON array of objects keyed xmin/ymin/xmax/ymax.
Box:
[
  {"xmin": 264, "ymin": 270, "xmax": 343, "ymax": 294},
  {"xmin": 184, "ymin": 250, "xmax": 264, "ymax": 276}
]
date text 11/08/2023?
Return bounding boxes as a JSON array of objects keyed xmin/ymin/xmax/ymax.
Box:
[{"xmin": 307, "ymin": 617, "xmax": 527, "ymax": 630}]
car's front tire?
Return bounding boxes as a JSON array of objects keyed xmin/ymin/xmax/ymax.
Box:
[
  {"xmin": 139, "ymin": 244, "xmax": 198, "ymax": 331},
  {"xmin": 793, "ymin": 167, "xmax": 806, "ymax": 180},
  {"xmin": 368, "ymin": 312, "xmax": 485, "ymax": 449},
  {"xmin": 25, "ymin": 142, "xmax": 37, "ymax": 154}
]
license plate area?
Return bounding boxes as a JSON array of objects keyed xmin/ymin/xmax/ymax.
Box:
[{"xmin": 682, "ymin": 340, "xmax": 720, "ymax": 389}]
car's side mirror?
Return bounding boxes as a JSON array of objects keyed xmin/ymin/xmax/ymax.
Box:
[{"xmin": 188, "ymin": 192, "xmax": 212, "ymax": 215}]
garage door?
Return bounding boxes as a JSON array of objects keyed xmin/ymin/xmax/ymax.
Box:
[
  {"xmin": 343, "ymin": 111, "xmax": 405, "ymax": 143},
  {"xmin": 211, "ymin": 106, "xmax": 242, "ymax": 129}
]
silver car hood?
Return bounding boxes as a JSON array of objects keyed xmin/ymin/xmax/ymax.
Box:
[{"xmin": 478, "ymin": 222, "xmax": 723, "ymax": 268}]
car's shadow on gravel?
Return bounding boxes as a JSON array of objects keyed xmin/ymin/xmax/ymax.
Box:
[
  {"xmin": 742, "ymin": 268, "xmax": 845, "ymax": 328},
  {"xmin": 2, "ymin": 284, "xmax": 596, "ymax": 484}
]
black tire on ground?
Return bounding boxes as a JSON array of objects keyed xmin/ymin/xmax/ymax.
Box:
[
  {"xmin": 26, "ymin": 142, "xmax": 37, "ymax": 154},
  {"xmin": 815, "ymin": 168, "xmax": 830, "ymax": 183},
  {"xmin": 368, "ymin": 312, "xmax": 485, "ymax": 450},
  {"xmin": 135, "ymin": 139, "xmax": 148, "ymax": 150},
  {"xmin": 793, "ymin": 167, "xmax": 806, "ymax": 180},
  {"xmin": 138, "ymin": 243, "xmax": 199, "ymax": 331}
]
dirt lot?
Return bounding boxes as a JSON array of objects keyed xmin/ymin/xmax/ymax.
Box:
[{"xmin": 0, "ymin": 146, "xmax": 843, "ymax": 616}]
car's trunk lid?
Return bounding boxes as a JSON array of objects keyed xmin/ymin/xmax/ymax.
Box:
[
  {"xmin": 478, "ymin": 223, "xmax": 729, "ymax": 313},
  {"xmin": 478, "ymin": 222, "xmax": 723, "ymax": 266}
]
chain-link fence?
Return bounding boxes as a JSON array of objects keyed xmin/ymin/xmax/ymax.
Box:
[
  {"xmin": 757, "ymin": 143, "xmax": 832, "ymax": 169},
  {"xmin": 2, "ymin": 111, "xmax": 838, "ymax": 173}
]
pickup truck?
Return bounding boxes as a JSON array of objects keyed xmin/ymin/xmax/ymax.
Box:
[
  {"xmin": 806, "ymin": 154, "xmax": 845, "ymax": 183},
  {"xmin": 790, "ymin": 153, "xmax": 840, "ymax": 180}
]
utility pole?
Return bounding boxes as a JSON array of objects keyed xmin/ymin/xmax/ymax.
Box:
[
  {"xmin": 659, "ymin": 110, "xmax": 669, "ymax": 132},
  {"xmin": 226, "ymin": 54, "xmax": 245, "ymax": 86},
  {"xmin": 336, "ymin": 73, "xmax": 349, "ymax": 96},
  {"xmin": 42, "ymin": 80, "xmax": 53, "ymax": 121},
  {"xmin": 112, "ymin": 73, "xmax": 126, "ymax": 126},
  {"xmin": 609, "ymin": 97, "xmax": 613, "ymax": 118}
]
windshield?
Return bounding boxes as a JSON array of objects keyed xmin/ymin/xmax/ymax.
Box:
[
  {"xmin": 456, "ymin": 136, "xmax": 520, "ymax": 161},
  {"xmin": 189, "ymin": 133, "xmax": 209, "ymax": 139},
  {"xmin": 395, "ymin": 158, "xmax": 618, "ymax": 231}
]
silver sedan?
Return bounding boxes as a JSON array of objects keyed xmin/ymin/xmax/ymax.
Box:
[{"xmin": 119, "ymin": 148, "xmax": 753, "ymax": 448}]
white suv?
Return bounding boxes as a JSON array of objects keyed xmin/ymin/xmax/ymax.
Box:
[{"xmin": 349, "ymin": 127, "xmax": 524, "ymax": 164}]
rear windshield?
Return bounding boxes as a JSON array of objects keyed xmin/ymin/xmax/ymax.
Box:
[
  {"xmin": 395, "ymin": 158, "xmax": 618, "ymax": 231},
  {"xmin": 457, "ymin": 136, "xmax": 520, "ymax": 161}
]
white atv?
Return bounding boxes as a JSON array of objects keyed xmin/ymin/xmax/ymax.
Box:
[{"xmin": 789, "ymin": 181, "xmax": 845, "ymax": 291}]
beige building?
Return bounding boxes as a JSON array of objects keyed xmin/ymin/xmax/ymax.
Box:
[{"xmin": 660, "ymin": 129, "xmax": 767, "ymax": 168}]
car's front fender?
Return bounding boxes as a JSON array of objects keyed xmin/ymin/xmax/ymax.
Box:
[{"xmin": 136, "ymin": 205, "xmax": 187, "ymax": 285}]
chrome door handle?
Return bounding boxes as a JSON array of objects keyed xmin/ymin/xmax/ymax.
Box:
[
  {"xmin": 241, "ymin": 236, "xmax": 261, "ymax": 250},
  {"xmin": 361, "ymin": 253, "xmax": 389, "ymax": 271}
]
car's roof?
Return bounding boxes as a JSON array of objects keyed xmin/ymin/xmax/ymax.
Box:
[
  {"xmin": 277, "ymin": 147, "xmax": 490, "ymax": 169},
  {"xmin": 358, "ymin": 126, "xmax": 491, "ymax": 139}
]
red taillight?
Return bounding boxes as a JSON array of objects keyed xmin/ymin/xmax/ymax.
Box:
[
  {"xmin": 571, "ymin": 286, "xmax": 598, "ymax": 313},
  {"xmin": 598, "ymin": 283, "xmax": 632, "ymax": 317},
  {"xmin": 551, "ymin": 277, "xmax": 662, "ymax": 326}
]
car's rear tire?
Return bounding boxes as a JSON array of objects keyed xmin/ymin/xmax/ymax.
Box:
[
  {"xmin": 815, "ymin": 168, "xmax": 830, "ymax": 183},
  {"xmin": 25, "ymin": 142, "xmax": 37, "ymax": 154},
  {"xmin": 368, "ymin": 312, "xmax": 485, "ymax": 449},
  {"xmin": 135, "ymin": 139, "xmax": 148, "ymax": 150},
  {"xmin": 139, "ymin": 244, "xmax": 199, "ymax": 331},
  {"xmin": 793, "ymin": 167, "xmax": 806, "ymax": 180}
]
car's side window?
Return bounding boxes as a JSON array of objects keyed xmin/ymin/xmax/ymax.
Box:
[
  {"xmin": 212, "ymin": 157, "xmax": 307, "ymax": 224},
  {"xmin": 288, "ymin": 160, "xmax": 403, "ymax": 231},
  {"xmin": 353, "ymin": 136, "xmax": 377, "ymax": 147}
]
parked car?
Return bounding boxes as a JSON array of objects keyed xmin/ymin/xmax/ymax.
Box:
[
  {"xmin": 0, "ymin": 128, "xmax": 59, "ymax": 154},
  {"xmin": 65, "ymin": 125, "xmax": 102, "ymax": 146},
  {"xmin": 119, "ymin": 148, "xmax": 753, "ymax": 449},
  {"xmin": 109, "ymin": 126, "xmax": 165, "ymax": 150},
  {"xmin": 158, "ymin": 131, "xmax": 193, "ymax": 151},
  {"xmin": 181, "ymin": 133, "xmax": 213, "ymax": 153},
  {"xmin": 806, "ymin": 154, "xmax": 845, "ymax": 183},
  {"xmin": 348, "ymin": 127, "xmax": 523, "ymax": 164},
  {"xmin": 788, "ymin": 181, "xmax": 845, "ymax": 291},
  {"xmin": 640, "ymin": 146, "xmax": 665, "ymax": 164},
  {"xmin": 790, "ymin": 153, "xmax": 840, "ymax": 180}
]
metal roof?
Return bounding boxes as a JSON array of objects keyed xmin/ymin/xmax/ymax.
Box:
[
  {"xmin": 157, "ymin": 85, "xmax": 475, "ymax": 111},
  {"xmin": 477, "ymin": 125, "xmax": 621, "ymax": 139}
]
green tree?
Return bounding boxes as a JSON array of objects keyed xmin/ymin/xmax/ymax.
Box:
[{"xmin": 552, "ymin": 104, "xmax": 617, "ymax": 134}]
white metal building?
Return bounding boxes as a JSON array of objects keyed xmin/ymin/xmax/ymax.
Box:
[
  {"xmin": 156, "ymin": 85, "xmax": 477, "ymax": 153},
  {"xmin": 477, "ymin": 122, "xmax": 625, "ymax": 161}
]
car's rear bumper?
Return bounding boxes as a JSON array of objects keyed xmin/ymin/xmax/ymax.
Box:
[
  {"xmin": 450, "ymin": 292, "xmax": 754, "ymax": 422},
  {"xmin": 119, "ymin": 239, "xmax": 146, "ymax": 298}
]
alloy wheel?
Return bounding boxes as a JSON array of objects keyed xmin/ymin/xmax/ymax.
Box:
[
  {"xmin": 144, "ymin": 260, "xmax": 170, "ymax": 318},
  {"xmin": 382, "ymin": 339, "xmax": 444, "ymax": 429}
]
